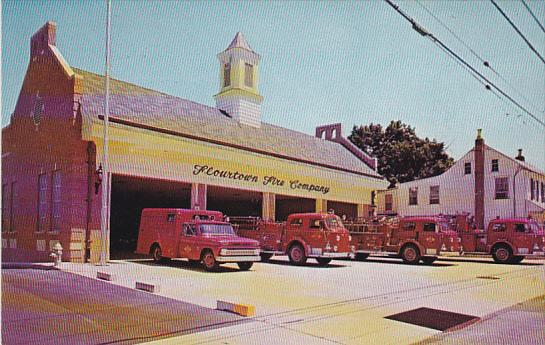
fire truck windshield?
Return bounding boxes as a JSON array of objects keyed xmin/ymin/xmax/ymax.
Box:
[
  {"xmin": 199, "ymin": 224, "xmax": 235, "ymax": 235},
  {"xmin": 438, "ymin": 222, "xmax": 451, "ymax": 232},
  {"xmin": 326, "ymin": 217, "xmax": 344, "ymax": 229}
]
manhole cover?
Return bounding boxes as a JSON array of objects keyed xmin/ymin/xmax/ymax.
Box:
[
  {"xmin": 476, "ymin": 276, "xmax": 500, "ymax": 280},
  {"xmin": 385, "ymin": 307, "xmax": 480, "ymax": 331}
]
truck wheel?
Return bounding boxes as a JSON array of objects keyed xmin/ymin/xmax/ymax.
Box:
[
  {"xmin": 510, "ymin": 256, "xmax": 524, "ymax": 264},
  {"xmin": 355, "ymin": 253, "xmax": 369, "ymax": 261},
  {"xmin": 151, "ymin": 245, "xmax": 164, "ymax": 264},
  {"xmin": 401, "ymin": 244, "xmax": 420, "ymax": 264},
  {"xmin": 260, "ymin": 253, "xmax": 273, "ymax": 262},
  {"xmin": 237, "ymin": 262, "xmax": 253, "ymax": 271},
  {"xmin": 492, "ymin": 245, "xmax": 512, "ymax": 264},
  {"xmin": 421, "ymin": 257, "xmax": 437, "ymax": 265},
  {"xmin": 316, "ymin": 258, "xmax": 332, "ymax": 266},
  {"xmin": 288, "ymin": 244, "xmax": 307, "ymax": 266},
  {"xmin": 201, "ymin": 250, "xmax": 219, "ymax": 272}
]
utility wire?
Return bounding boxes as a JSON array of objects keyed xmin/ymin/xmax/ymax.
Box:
[
  {"xmin": 415, "ymin": 0, "xmax": 541, "ymax": 114},
  {"xmin": 383, "ymin": 0, "xmax": 545, "ymax": 128},
  {"xmin": 490, "ymin": 0, "xmax": 545, "ymax": 64},
  {"xmin": 521, "ymin": 0, "xmax": 545, "ymax": 34}
]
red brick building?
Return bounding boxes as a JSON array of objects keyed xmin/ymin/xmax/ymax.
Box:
[{"xmin": 2, "ymin": 22, "xmax": 387, "ymax": 263}]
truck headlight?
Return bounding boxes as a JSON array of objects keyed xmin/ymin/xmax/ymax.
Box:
[
  {"xmin": 333, "ymin": 245, "xmax": 338, "ymax": 252},
  {"xmin": 336, "ymin": 235, "xmax": 341, "ymax": 242},
  {"xmin": 325, "ymin": 242, "xmax": 331, "ymax": 251}
]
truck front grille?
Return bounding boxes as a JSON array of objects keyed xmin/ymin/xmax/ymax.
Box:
[{"xmin": 223, "ymin": 249, "xmax": 257, "ymax": 256}]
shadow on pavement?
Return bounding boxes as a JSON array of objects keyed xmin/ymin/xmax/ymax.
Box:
[
  {"xmin": 131, "ymin": 258, "xmax": 249, "ymax": 273},
  {"xmin": 437, "ymin": 257, "xmax": 544, "ymax": 266}
]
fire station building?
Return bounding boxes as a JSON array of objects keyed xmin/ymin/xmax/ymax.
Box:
[{"xmin": 2, "ymin": 22, "xmax": 387, "ymax": 262}]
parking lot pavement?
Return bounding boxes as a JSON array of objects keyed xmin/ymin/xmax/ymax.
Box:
[
  {"xmin": 1, "ymin": 267, "xmax": 247, "ymax": 345},
  {"xmin": 62, "ymin": 256, "xmax": 545, "ymax": 345}
]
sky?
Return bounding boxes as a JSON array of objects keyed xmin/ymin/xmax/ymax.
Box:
[{"xmin": 2, "ymin": 0, "xmax": 544, "ymax": 168}]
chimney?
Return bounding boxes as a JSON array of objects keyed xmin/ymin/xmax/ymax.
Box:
[
  {"xmin": 31, "ymin": 21, "xmax": 57, "ymax": 57},
  {"xmin": 474, "ymin": 129, "xmax": 485, "ymax": 229},
  {"xmin": 515, "ymin": 149, "xmax": 525, "ymax": 162}
]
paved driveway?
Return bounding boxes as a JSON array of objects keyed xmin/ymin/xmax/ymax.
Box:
[{"xmin": 2, "ymin": 266, "xmax": 247, "ymax": 345}]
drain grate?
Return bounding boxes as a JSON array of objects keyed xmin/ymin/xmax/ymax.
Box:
[
  {"xmin": 385, "ymin": 307, "xmax": 480, "ymax": 331},
  {"xmin": 476, "ymin": 276, "xmax": 500, "ymax": 280}
]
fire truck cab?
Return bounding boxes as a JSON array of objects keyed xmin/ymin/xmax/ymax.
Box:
[
  {"xmin": 136, "ymin": 208, "xmax": 261, "ymax": 271},
  {"xmin": 234, "ymin": 213, "xmax": 352, "ymax": 266},
  {"xmin": 458, "ymin": 217, "xmax": 545, "ymax": 264}
]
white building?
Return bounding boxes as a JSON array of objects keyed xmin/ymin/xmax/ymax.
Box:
[{"xmin": 377, "ymin": 130, "xmax": 545, "ymax": 228}]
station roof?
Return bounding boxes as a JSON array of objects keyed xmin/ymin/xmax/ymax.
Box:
[{"xmin": 74, "ymin": 68, "xmax": 383, "ymax": 179}]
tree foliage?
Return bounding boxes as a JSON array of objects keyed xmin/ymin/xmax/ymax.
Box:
[{"xmin": 348, "ymin": 120, "xmax": 454, "ymax": 186}]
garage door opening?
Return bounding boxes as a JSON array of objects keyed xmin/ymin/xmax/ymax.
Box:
[
  {"xmin": 109, "ymin": 175, "xmax": 191, "ymax": 259},
  {"xmin": 275, "ymin": 195, "xmax": 315, "ymax": 221},
  {"xmin": 327, "ymin": 201, "xmax": 358, "ymax": 220},
  {"xmin": 207, "ymin": 185, "xmax": 262, "ymax": 217}
]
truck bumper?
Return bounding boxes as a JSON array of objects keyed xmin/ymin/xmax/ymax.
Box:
[
  {"xmin": 216, "ymin": 255, "xmax": 261, "ymax": 263},
  {"xmin": 312, "ymin": 252, "xmax": 351, "ymax": 259}
]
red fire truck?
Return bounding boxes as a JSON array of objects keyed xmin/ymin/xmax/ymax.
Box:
[
  {"xmin": 233, "ymin": 213, "xmax": 352, "ymax": 266},
  {"xmin": 445, "ymin": 215, "xmax": 545, "ymax": 264},
  {"xmin": 345, "ymin": 216, "xmax": 461, "ymax": 265},
  {"xmin": 136, "ymin": 209, "xmax": 261, "ymax": 271}
]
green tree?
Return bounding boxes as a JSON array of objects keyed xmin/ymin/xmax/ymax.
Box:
[{"xmin": 348, "ymin": 120, "xmax": 454, "ymax": 187}]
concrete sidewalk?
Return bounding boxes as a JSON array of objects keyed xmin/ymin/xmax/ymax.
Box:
[
  {"xmin": 2, "ymin": 267, "xmax": 248, "ymax": 345},
  {"xmin": 415, "ymin": 295, "xmax": 545, "ymax": 345}
]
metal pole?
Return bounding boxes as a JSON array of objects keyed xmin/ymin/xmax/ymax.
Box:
[{"xmin": 99, "ymin": 0, "xmax": 112, "ymax": 266}]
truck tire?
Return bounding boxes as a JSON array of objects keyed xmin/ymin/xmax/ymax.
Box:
[
  {"xmin": 201, "ymin": 250, "xmax": 220, "ymax": 272},
  {"xmin": 237, "ymin": 262, "xmax": 254, "ymax": 271},
  {"xmin": 492, "ymin": 245, "xmax": 513, "ymax": 264},
  {"xmin": 316, "ymin": 258, "xmax": 332, "ymax": 266},
  {"xmin": 355, "ymin": 253, "xmax": 369, "ymax": 261},
  {"xmin": 421, "ymin": 257, "xmax": 437, "ymax": 265},
  {"xmin": 510, "ymin": 256, "xmax": 524, "ymax": 264},
  {"xmin": 151, "ymin": 245, "xmax": 168, "ymax": 264},
  {"xmin": 260, "ymin": 253, "xmax": 274, "ymax": 262},
  {"xmin": 401, "ymin": 244, "xmax": 420, "ymax": 265},
  {"xmin": 288, "ymin": 244, "xmax": 307, "ymax": 266}
]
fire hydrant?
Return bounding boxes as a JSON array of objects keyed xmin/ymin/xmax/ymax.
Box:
[{"xmin": 50, "ymin": 243, "xmax": 63, "ymax": 267}]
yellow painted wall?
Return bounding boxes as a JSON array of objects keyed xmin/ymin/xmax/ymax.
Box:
[{"xmin": 84, "ymin": 119, "xmax": 387, "ymax": 205}]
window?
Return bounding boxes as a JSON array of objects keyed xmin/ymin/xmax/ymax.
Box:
[
  {"xmin": 429, "ymin": 186, "xmax": 440, "ymax": 205},
  {"xmin": 494, "ymin": 177, "xmax": 509, "ymax": 199},
  {"xmin": 530, "ymin": 178, "xmax": 534, "ymax": 200},
  {"xmin": 492, "ymin": 223, "xmax": 506, "ymax": 232},
  {"xmin": 37, "ymin": 174, "xmax": 48, "ymax": 232},
  {"xmin": 409, "ymin": 187, "xmax": 418, "ymax": 205},
  {"xmin": 10, "ymin": 182, "xmax": 17, "ymax": 233},
  {"xmin": 402, "ymin": 222, "xmax": 416, "ymax": 231},
  {"xmin": 309, "ymin": 219, "xmax": 322, "ymax": 229},
  {"xmin": 385, "ymin": 194, "xmax": 393, "ymax": 211},
  {"xmin": 2, "ymin": 184, "xmax": 8, "ymax": 233},
  {"xmin": 515, "ymin": 223, "xmax": 530, "ymax": 233},
  {"xmin": 491, "ymin": 159, "xmax": 498, "ymax": 172},
  {"xmin": 167, "ymin": 213, "xmax": 175, "ymax": 222},
  {"xmin": 183, "ymin": 224, "xmax": 196, "ymax": 236},
  {"xmin": 541, "ymin": 182, "xmax": 544, "ymax": 203},
  {"xmin": 464, "ymin": 162, "xmax": 471, "ymax": 175},
  {"xmin": 223, "ymin": 63, "xmax": 231, "ymax": 87},
  {"xmin": 290, "ymin": 218, "xmax": 303, "ymax": 226},
  {"xmin": 423, "ymin": 223, "xmax": 437, "ymax": 232},
  {"xmin": 32, "ymin": 96, "xmax": 44, "ymax": 125},
  {"xmin": 244, "ymin": 63, "xmax": 253, "ymax": 87},
  {"xmin": 51, "ymin": 171, "xmax": 62, "ymax": 232}
]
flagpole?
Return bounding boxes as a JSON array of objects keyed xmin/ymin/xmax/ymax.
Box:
[{"xmin": 100, "ymin": 0, "xmax": 112, "ymax": 266}]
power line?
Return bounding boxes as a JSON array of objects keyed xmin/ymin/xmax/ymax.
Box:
[
  {"xmin": 415, "ymin": 0, "xmax": 541, "ymax": 115},
  {"xmin": 490, "ymin": 0, "xmax": 545, "ymax": 64},
  {"xmin": 521, "ymin": 0, "xmax": 545, "ymax": 34},
  {"xmin": 383, "ymin": 0, "xmax": 545, "ymax": 128}
]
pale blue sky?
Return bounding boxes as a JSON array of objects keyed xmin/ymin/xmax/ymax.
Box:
[{"xmin": 2, "ymin": 0, "xmax": 544, "ymax": 168}]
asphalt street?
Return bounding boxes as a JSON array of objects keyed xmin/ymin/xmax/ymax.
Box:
[{"xmin": 1, "ymin": 266, "xmax": 248, "ymax": 345}]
